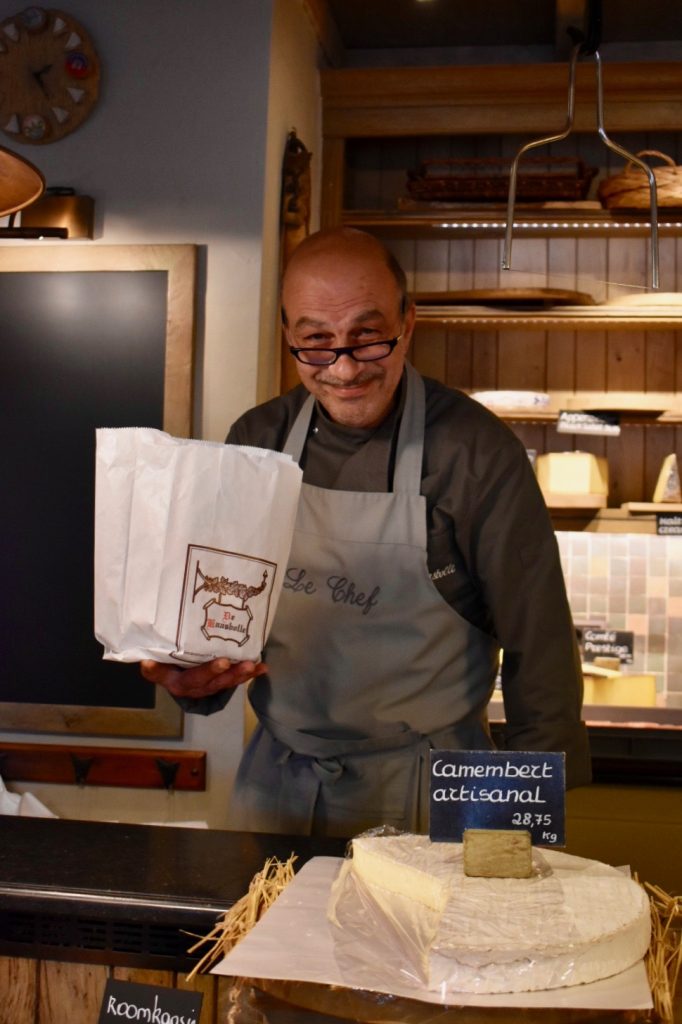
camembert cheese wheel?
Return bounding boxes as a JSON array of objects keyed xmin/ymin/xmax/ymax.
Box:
[{"xmin": 347, "ymin": 833, "xmax": 650, "ymax": 994}]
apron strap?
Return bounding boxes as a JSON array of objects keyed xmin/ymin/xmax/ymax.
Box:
[
  {"xmin": 282, "ymin": 363, "xmax": 425, "ymax": 496},
  {"xmin": 256, "ymin": 705, "xmax": 423, "ymax": 758},
  {"xmin": 283, "ymin": 394, "xmax": 315, "ymax": 462},
  {"xmin": 393, "ymin": 362, "xmax": 425, "ymax": 494}
]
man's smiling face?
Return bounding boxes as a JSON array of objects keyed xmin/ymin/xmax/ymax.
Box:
[{"xmin": 282, "ymin": 233, "xmax": 415, "ymax": 429}]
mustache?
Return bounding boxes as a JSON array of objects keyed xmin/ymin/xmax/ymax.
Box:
[{"xmin": 315, "ymin": 369, "xmax": 382, "ymax": 387}]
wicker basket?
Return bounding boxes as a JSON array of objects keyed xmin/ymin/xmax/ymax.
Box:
[
  {"xmin": 597, "ymin": 150, "xmax": 682, "ymax": 211},
  {"xmin": 405, "ymin": 156, "xmax": 597, "ymax": 203}
]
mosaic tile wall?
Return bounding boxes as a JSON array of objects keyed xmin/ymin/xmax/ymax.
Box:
[{"xmin": 556, "ymin": 532, "xmax": 682, "ymax": 709}]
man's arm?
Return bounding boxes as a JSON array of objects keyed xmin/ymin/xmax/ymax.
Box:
[{"xmin": 463, "ymin": 436, "xmax": 592, "ymax": 788}]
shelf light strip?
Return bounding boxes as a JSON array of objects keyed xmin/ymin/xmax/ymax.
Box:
[{"xmin": 437, "ymin": 221, "xmax": 682, "ymax": 230}]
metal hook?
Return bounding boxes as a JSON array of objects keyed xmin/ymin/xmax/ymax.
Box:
[
  {"xmin": 70, "ymin": 753, "xmax": 94, "ymax": 786},
  {"xmin": 156, "ymin": 757, "xmax": 180, "ymax": 791},
  {"xmin": 502, "ymin": 43, "xmax": 659, "ymax": 290}
]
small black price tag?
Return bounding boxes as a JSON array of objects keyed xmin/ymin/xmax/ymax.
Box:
[
  {"xmin": 98, "ymin": 979, "xmax": 202, "ymax": 1024},
  {"xmin": 557, "ymin": 410, "xmax": 621, "ymax": 436},
  {"xmin": 429, "ymin": 750, "xmax": 565, "ymax": 846},
  {"xmin": 581, "ymin": 627, "xmax": 634, "ymax": 664},
  {"xmin": 657, "ymin": 512, "xmax": 682, "ymax": 536}
]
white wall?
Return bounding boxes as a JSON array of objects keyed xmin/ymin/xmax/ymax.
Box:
[{"xmin": 0, "ymin": 0, "xmax": 323, "ymax": 827}]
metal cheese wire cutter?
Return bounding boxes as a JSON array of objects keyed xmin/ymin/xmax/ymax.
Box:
[{"xmin": 502, "ymin": 1, "xmax": 660, "ymax": 290}]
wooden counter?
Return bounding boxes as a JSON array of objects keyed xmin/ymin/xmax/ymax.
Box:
[
  {"xmin": 1, "ymin": 815, "xmax": 678, "ymax": 1023},
  {"xmin": 0, "ymin": 817, "xmax": 345, "ymax": 1024}
]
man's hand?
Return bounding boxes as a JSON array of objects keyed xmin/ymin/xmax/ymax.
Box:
[{"xmin": 140, "ymin": 658, "xmax": 268, "ymax": 700}]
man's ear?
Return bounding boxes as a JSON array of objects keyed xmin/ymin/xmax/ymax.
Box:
[{"xmin": 402, "ymin": 300, "xmax": 417, "ymax": 346}]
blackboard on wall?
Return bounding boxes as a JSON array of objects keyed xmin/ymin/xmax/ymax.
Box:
[{"xmin": 0, "ymin": 245, "xmax": 197, "ymax": 736}]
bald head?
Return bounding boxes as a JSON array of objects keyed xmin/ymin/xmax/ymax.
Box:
[{"xmin": 281, "ymin": 228, "xmax": 408, "ymax": 326}]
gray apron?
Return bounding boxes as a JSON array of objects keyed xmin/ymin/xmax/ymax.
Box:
[{"xmin": 230, "ymin": 364, "xmax": 500, "ymax": 837}]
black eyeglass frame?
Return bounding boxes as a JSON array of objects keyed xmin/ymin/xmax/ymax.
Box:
[{"xmin": 289, "ymin": 336, "xmax": 401, "ymax": 366}]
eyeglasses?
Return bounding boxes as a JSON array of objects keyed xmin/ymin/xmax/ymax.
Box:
[{"xmin": 289, "ymin": 336, "xmax": 401, "ymax": 366}]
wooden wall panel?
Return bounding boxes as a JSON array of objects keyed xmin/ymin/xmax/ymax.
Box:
[
  {"xmin": 470, "ymin": 329, "xmax": 498, "ymax": 391},
  {"xmin": 497, "ymin": 330, "xmax": 546, "ymax": 391},
  {"xmin": 176, "ymin": 972, "xmax": 219, "ymax": 1024},
  {"xmin": 38, "ymin": 961, "xmax": 108, "ymax": 1024},
  {"xmin": 0, "ymin": 956, "xmax": 234, "ymax": 1024},
  {"xmin": 111, "ymin": 966, "xmax": 175, "ymax": 986},
  {"xmin": 548, "ymin": 237, "xmax": 577, "ymax": 292},
  {"xmin": 410, "ymin": 326, "xmax": 447, "ymax": 382},
  {"xmin": 657, "ymin": 236, "xmax": 678, "ymax": 293},
  {"xmin": 645, "ymin": 330, "xmax": 676, "ymax": 390},
  {"xmin": 675, "ymin": 330, "xmax": 682, "ymax": 391},
  {"xmin": 575, "ymin": 330, "xmax": 607, "ymax": 391},
  {"xmin": 576, "ymin": 237, "xmax": 608, "ymax": 302},
  {"xmin": 348, "ymin": 138, "xmax": 382, "ymax": 209},
  {"xmin": 473, "ymin": 238, "xmax": 502, "ymax": 290},
  {"xmin": 447, "ymin": 237, "xmax": 476, "ymax": 291},
  {"xmin": 445, "ymin": 330, "xmax": 474, "ymax": 391},
  {"xmin": 608, "ymin": 237, "xmax": 649, "ymax": 299},
  {"xmin": 607, "ymin": 330, "xmax": 646, "ymax": 391},
  {"xmin": 0, "ymin": 955, "xmax": 37, "ymax": 1024},
  {"xmin": 546, "ymin": 330, "xmax": 576, "ymax": 391},
  {"xmin": 414, "ymin": 239, "xmax": 448, "ymax": 291},
  {"xmin": 608, "ymin": 427, "xmax": 646, "ymax": 507}
]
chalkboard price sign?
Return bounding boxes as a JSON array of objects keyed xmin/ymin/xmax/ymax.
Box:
[
  {"xmin": 98, "ymin": 979, "xmax": 202, "ymax": 1024},
  {"xmin": 429, "ymin": 749, "xmax": 566, "ymax": 846},
  {"xmin": 557, "ymin": 410, "xmax": 621, "ymax": 436},
  {"xmin": 657, "ymin": 513, "xmax": 682, "ymax": 536},
  {"xmin": 581, "ymin": 627, "xmax": 634, "ymax": 664}
]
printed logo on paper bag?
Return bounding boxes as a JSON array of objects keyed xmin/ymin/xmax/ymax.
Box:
[{"xmin": 174, "ymin": 544, "xmax": 276, "ymax": 662}]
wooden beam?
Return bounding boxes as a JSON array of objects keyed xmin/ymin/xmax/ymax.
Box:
[{"xmin": 321, "ymin": 62, "xmax": 682, "ymax": 137}]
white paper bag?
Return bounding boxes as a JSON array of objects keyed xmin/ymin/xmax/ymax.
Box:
[{"xmin": 94, "ymin": 428, "xmax": 302, "ymax": 665}]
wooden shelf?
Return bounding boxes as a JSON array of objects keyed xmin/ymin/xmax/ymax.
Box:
[
  {"xmin": 459, "ymin": 392, "xmax": 682, "ymax": 424},
  {"xmin": 416, "ymin": 304, "xmax": 682, "ymax": 330},
  {"xmin": 550, "ymin": 508, "xmax": 664, "ymax": 533},
  {"xmin": 344, "ymin": 207, "xmax": 682, "ymax": 240}
]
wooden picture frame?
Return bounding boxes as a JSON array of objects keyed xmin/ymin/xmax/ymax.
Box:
[{"xmin": 0, "ymin": 244, "xmax": 197, "ymax": 736}]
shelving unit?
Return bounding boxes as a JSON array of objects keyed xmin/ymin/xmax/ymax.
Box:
[
  {"xmin": 314, "ymin": 60, "xmax": 682, "ymax": 760},
  {"xmin": 313, "ymin": 61, "xmax": 682, "ymax": 529}
]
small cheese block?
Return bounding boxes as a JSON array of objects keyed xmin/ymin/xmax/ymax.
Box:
[
  {"xmin": 583, "ymin": 673, "xmax": 657, "ymax": 707},
  {"xmin": 535, "ymin": 451, "xmax": 608, "ymax": 497},
  {"xmin": 653, "ymin": 453, "xmax": 681, "ymax": 503},
  {"xmin": 463, "ymin": 828, "xmax": 532, "ymax": 878},
  {"xmin": 593, "ymin": 656, "xmax": 621, "ymax": 672}
]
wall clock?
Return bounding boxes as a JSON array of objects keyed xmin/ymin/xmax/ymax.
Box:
[{"xmin": 0, "ymin": 6, "xmax": 100, "ymax": 144}]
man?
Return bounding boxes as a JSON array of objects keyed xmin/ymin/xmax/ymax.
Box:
[{"xmin": 142, "ymin": 227, "xmax": 591, "ymax": 837}]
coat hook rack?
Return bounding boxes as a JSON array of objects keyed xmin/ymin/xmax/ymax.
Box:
[
  {"xmin": 503, "ymin": 0, "xmax": 660, "ymax": 290},
  {"xmin": 0, "ymin": 742, "xmax": 205, "ymax": 791}
]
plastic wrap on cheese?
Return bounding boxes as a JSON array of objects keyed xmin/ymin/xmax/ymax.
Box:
[{"xmin": 327, "ymin": 829, "xmax": 651, "ymax": 996}]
